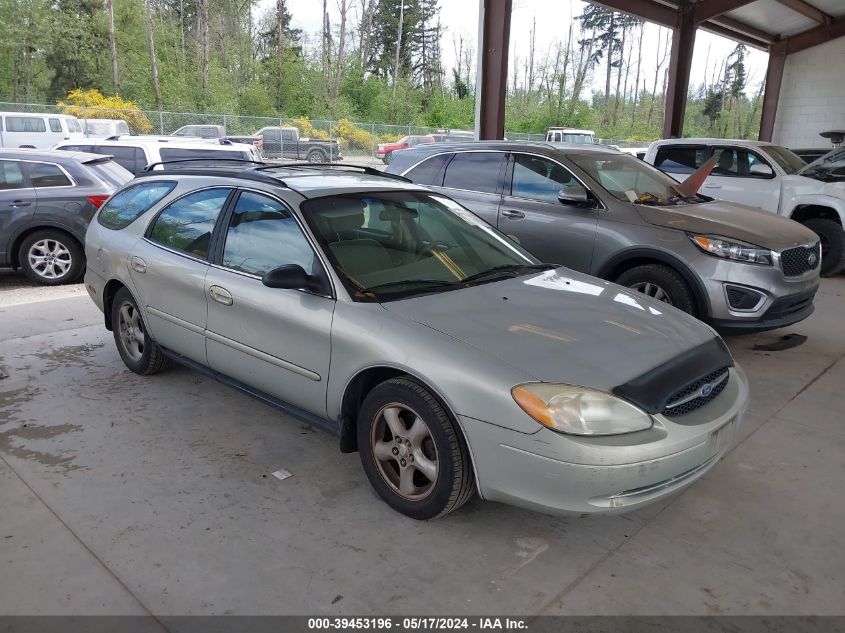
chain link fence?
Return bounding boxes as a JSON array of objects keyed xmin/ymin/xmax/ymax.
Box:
[{"xmin": 0, "ymin": 101, "xmax": 653, "ymax": 164}]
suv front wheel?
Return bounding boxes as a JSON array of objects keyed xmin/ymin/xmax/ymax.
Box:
[
  {"xmin": 616, "ymin": 264, "xmax": 695, "ymax": 314},
  {"xmin": 18, "ymin": 229, "xmax": 84, "ymax": 286},
  {"xmin": 801, "ymin": 218, "xmax": 844, "ymax": 276},
  {"xmin": 357, "ymin": 377, "xmax": 475, "ymax": 519}
]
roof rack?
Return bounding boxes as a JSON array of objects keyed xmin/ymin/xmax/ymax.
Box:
[
  {"xmin": 255, "ymin": 163, "xmax": 411, "ymax": 183},
  {"xmin": 141, "ymin": 157, "xmax": 267, "ymax": 173}
]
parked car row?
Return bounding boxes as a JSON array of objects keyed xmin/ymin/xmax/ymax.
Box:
[{"xmin": 0, "ymin": 140, "xmax": 829, "ymax": 520}]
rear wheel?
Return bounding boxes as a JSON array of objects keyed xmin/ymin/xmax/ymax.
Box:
[
  {"xmin": 18, "ymin": 229, "xmax": 84, "ymax": 286},
  {"xmin": 307, "ymin": 150, "xmax": 327, "ymax": 164},
  {"xmin": 357, "ymin": 377, "xmax": 475, "ymax": 519},
  {"xmin": 111, "ymin": 288, "xmax": 168, "ymax": 375},
  {"xmin": 802, "ymin": 218, "xmax": 844, "ymax": 276},
  {"xmin": 616, "ymin": 264, "xmax": 695, "ymax": 315}
]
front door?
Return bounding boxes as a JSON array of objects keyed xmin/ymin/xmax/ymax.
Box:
[
  {"xmin": 204, "ymin": 189, "xmax": 334, "ymax": 418},
  {"xmin": 703, "ymin": 146, "xmax": 781, "ymax": 212},
  {"xmin": 498, "ymin": 153, "xmax": 598, "ymax": 271},
  {"xmin": 129, "ymin": 187, "xmax": 234, "ymax": 364},
  {"xmin": 0, "ymin": 159, "xmax": 34, "ymax": 265}
]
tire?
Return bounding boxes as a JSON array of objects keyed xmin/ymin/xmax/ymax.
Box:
[
  {"xmin": 802, "ymin": 218, "xmax": 844, "ymax": 276},
  {"xmin": 111, "ymin": 288, "xmax": 168, "ymax": 375},
  {"xmin": 616, "ymin": 264, "xmax": 695, "ymax": 315},
  {"xmin": 357, "ymin": 377, "xmax": 475, "ymax": 520},
  {"xmin": 307, "ymin": 150, "xmax": 326, "ymax": 164},
  {"xmin": 18, "ymin": 229, "xmax": 84, "ymax": 286}
]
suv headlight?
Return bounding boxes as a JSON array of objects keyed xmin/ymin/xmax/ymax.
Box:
[
  {"xmin": 511, "ymin": 384, "xmax": 653, "ymax": 436},
  {"xmin": 690, "ymin": 235, "xmax": 774, "ymax": 266}
]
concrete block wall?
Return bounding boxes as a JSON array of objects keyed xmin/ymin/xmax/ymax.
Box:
[{"xmin": 772, "ymin": 36, "xmax": 845, "ymax": 150}]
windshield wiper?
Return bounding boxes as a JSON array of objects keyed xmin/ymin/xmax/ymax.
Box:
[
  {"xmin": 359, "ymin": 278, "xmax": 461, "ymax": 294},
  {"xmin": 460, "ymin": 263, "xmax": 556, "ymax": 284}
]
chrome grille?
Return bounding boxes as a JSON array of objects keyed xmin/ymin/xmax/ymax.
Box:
[
  {"xmin": 664, "ymin": 366, "xmax": 730, "ymax": 416},
  {"xmin": 781, "ymin": 243, "xmax": 821, "ymax": 277}
]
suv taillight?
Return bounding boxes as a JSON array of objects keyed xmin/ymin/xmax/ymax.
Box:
[{"xmin": 86, "ymin": 194, "xmax": 110, "ymax": 208}]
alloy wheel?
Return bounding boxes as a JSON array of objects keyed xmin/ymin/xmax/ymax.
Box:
[
  {"xmin": 27, "ymin": 239, "xmax": 72, "ymax": 280},
  {"xmin": 370, "ymin": 403, "xmax": 439, "ymax": 500},
  {"xmin": 629, "ymin": 281, "xmax": 673, "ymax": 305},
  {"xmin": 117, "ymin": 301, "xmax": 146, "ymax": 362}
]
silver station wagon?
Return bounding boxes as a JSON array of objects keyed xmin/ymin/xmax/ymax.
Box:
[{"xmin": 84, "ymin": 163, "xmax": 749, "ymax": 519}]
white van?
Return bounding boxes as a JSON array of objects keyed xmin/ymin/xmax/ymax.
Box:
[
  {"xmin": 0, "ymin": 112, "xmax": 84, "ymax": 149},
  {"xmin": 82, "ymin": 118, "xmax": 131, "ymax": 138},
  {"xmin": 545, "ymin": 127, "xmax": 595, "ymax": 144}
]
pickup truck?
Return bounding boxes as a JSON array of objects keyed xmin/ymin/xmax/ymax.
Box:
[
  {"xmin": 255, "ymin": 126, "xmax": 342, "ymax": 163},
  {"xmin": 170, "ymin": 124, "xmax": 263, "ymax": 153},
  {"xmin": 645, "ymin": 138, "xmax": 845, "ymax": 275}
]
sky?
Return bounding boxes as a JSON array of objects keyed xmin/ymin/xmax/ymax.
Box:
[{"xmin": 272, "ymin": 0, "xmax": 769, "ymax": 95}]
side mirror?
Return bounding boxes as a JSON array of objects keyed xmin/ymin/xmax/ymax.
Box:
[
  {"xmin": 558, "ymin": 185, "xmax": 591, "ymax": 205},
  {"xmin": 749, "ymin": 163, "xmax": 774, "ymax": 177},
  {"xmin": 262, "ymin": 264, "xmax": 321, "ymax": 292}
]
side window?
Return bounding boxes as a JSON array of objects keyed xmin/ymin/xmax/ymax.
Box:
[
  {"xmin": 405, "ymin": 154, "xmax": 450, "ymax": 185},
  {"xmin": 281, "ymin": 129, "xmax": 295, "ymax": 142},
  {"xmin": 98, "ymin": 181, "xmax": 176, "ymax": 229},
  {"xmin": 6, "ymin": 116, "xmax": 47, "ymax": 133},
  {"xmin": 26, "ymin": 162, "xmax": 72, "ymax": 187},
  {"xmin": 55, "ymin": 144, "xmax": 93, "ymax": 153},
  {"xmin": 103, "ymin": 146, "xmax": 144, "ymax": 174},
  {"xmin": 49, "ymin": 118, "xmax": 62, "ymax": 133},
  {"xmin": 442, "ymin": 152, "xmax": 505, "ymax": 194},
  {"xmin": 510, "ymin": 154, "xmax": 578, "ymax": 203},
  {"xmin": 0, "ymin": 160, "xmax": 26, "ymax": 190},
  {"xmin": 222, "ymin": 191, "xmax": 317, "ymax": 277},
  {"xmin": 653, "ymin": 146, "xmax": 708, "ymax": 174},
  {"xmin": 149, "ymin": 188, "xmax": 232, "ymax": 258},
  {"xmin": 713, "ymin": 148, "xmax": 773, "ymax": 177}
]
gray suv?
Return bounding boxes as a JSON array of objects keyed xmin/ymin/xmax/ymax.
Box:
[
  {"xmin": 387, "ymin": 142, "xmax": 821, "ymax": 334},
  {"xmin": 85, "ymin": 163, "xmax": 748, "ymax": 519},
  {"xmin": 0, "ymin": 149, "xmax": 132, "ymax": 284}
]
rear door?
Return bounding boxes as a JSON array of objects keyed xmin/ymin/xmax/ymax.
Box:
[
  {"xmin": 430, "ymin": 151, "xmax": 506, "ymax": 225},
  {"xmin": 499, "ymin": 152, "xmax": 598, "ymax": 271},
  {"xmin": 129, "ymin": 187, "xmax": 234, "ymax": 364},
  {"xmin": 204, "ymin": 189, "xmax": 334, "ymax": 416},
  {"xmin": 0, "ymin": 159, "xmax": 34, "ymax": 265}
]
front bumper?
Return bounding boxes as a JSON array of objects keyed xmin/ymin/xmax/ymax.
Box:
[
  {"xmin": 459, "ymin": 366, "xmax": 749, "ymax": 516},
  {"xmin": 690, "ymin": 251, "xmax": 820, "ymax": 334}
]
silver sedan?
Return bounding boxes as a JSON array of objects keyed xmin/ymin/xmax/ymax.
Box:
[{"xmin": 84, "ymin": 165, "xmax": 748, "ymax": 519}]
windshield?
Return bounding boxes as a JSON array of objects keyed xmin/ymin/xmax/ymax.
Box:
[
  {"xmin": 301, "ymin": 191, "xmax": 542, "ymax": 301},
  {"xmin": 85, "ymin": 121, "xmax": 114, "ymax": 136},
  {"xmin": 569, "ymin": 153, "xmax": 696, "ymax": 205},
  {"xmin": 799, "ymin": 148, "xmax": 845, "ymax": 181},
  {"xmin": 762, "ymin": 145, "xmax": 805, "ymax": 174},
  {"xmin": 66, "ymin": 117, "xmax": 82, "ymax": 133}
]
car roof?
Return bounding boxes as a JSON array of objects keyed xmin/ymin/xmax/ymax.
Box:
[
  {"xmin": 651, "ymin": 138, "xmax": 775, "ymax": 147},
  {"xmin": 137, "ymin": 163, "xmax": 426, "ymax": 199},
  {"xmin": 59, "ymin": 137, "xmax": 252, "ymax": 150},
  {"xmin": 390, "ymin": 140, "xmax": 620, "ymax": 158},
  {"xmin": 0, "ymin": 148, "xmax": 108, "ymax": 164}
]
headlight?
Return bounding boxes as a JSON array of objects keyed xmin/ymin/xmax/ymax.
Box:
[
  {"xmin": 511, "ymin": 384, "xmax": 653, "ymax": 436},
  {"xmin": 690, "ymin": 235, "xmax": 773, "ymax": 266}
]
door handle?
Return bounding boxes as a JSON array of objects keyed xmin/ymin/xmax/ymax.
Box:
[
  {"xmin": 209, "ymin": 285, "xmax": 234, "ymax": 306},
  {"xmin": 501, "ymin": 209, "xmax": 525, "ymax": 219},
  {"xmin": 9, "ymin": 200, "xmax": 31, "ymax": 207},
  {"xmin": 702, "ymin": 184, "xmax": 722, "ymax": 189},
  {"xmin": 130, "ymin": 256, "xmax": 147, "ymax": 273}
]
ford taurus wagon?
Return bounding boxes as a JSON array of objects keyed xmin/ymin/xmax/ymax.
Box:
[{"xmin": 84, "ymin": 163, "xmax": 749, "ymax": 519}]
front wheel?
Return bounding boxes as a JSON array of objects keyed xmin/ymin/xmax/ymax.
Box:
[
  {"xmin": 111, "ymin": 288, "xmax": 169, "ymax": 375},
  {"xmin": 616, "ymin": 264, "xmax": 695, "ymax": 315},
  {"xmin": 357, "ymin": 377, "xmax": 475, "ymax": 519},
  {"xmin": 802, "ymin": 218, "xmax": 844, "ymax": 276},
  {"xmin": 18, "ymin": 229, "xmax": 84, "ymax": 285}
]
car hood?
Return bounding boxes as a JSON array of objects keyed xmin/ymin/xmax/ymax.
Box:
[
  {"xmin": 635, "ymin": 200, "xmax": 819, "ymax": 250},
  {"xmin": 382, "ymin": 269, "xmax": 717, "ymax": 391}
]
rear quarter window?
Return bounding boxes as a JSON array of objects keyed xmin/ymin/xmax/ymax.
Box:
[
  {"xmin": 97, "ymin": 181, "xmax": 176, "ymax": 230},
  {"xmin": 6, "ymin": 116, "xmax": 47, "ymax": 133},
  {"xmin": 405, "ymin": 153, "xmax": 450, "ymax": 185}
]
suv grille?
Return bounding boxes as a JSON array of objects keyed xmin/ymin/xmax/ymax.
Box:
[
  {"xmin": 663, "ymin": 366, "xmax": 730, "ymax": 416},
  {"xmin": 781, "ymin": 243, "xmax": 821, "ymax": 277}
]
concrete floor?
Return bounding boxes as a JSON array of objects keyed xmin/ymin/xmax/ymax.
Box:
[{"xmin": 0, "ymin": 270, "xmax": 843, "ymax": 616}]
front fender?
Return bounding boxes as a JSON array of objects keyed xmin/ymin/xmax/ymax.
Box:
[{"xmin": 783, "ymin": 193, "xmax": 845, "ymax": 223}]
